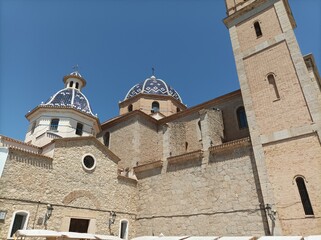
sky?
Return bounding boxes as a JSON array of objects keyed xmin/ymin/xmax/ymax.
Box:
[{"xmin": 0, "ymin": 0, "xmax": 320, "ymax": 141}]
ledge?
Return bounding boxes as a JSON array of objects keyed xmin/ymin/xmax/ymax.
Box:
[
  {"xmin": 117, "ymin": 175, "xmax": 137, "ymax": 184},
  {"xmin": 167, "ymin": 150, "xmax": 203, "ymax": 165},
  {"xmin": 8, "ymin": 147, "xmax": 53, "ymax": 161},
  {"xmin": 134, "ymin": 160, "xmax": 163, "ymax": 173},
  {"xmin": 209, "ymin": 137, "xmax": 251, "ymax": 153}
]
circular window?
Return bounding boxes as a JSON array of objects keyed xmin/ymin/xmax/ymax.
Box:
[{"xmin": 82, "ymin": 154, "xmax": 96, "ymax": 171}]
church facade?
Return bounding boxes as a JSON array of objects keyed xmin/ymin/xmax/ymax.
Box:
[{"xmin": 1, "ymin": 0, "xmax": 320, "ymax": 239}]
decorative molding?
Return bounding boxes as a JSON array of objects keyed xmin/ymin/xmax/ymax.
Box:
[
  {"xmin": 209, "ymin": 137, "xmax": 251, "ymax": 153},
  {"xmin": 134, "ymin": 160, "xmax": 163, "ymax": 173},
  {"xmin": 117, "ymin": 175, "xmax": 138, "ymax": 184},
  {"xmin": 167, "ymin": 150, "xmax": 203, "ymax": 165}
]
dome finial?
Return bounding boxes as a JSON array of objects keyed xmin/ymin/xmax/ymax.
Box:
[
  {"xmin": 72, "ymin": 64, "xmax": 79, "ymax": 73},
  {"xmin": 151, "ymin": 67, "xmax": 155, "ymax": 77}
]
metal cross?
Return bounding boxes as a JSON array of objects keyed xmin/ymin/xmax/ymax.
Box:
[
  {"xmin": 72, "ymin": 64, "xmax": 79, "ymax": 72},
  {"xmin": 152, "ymin": 67, "xmax": 155, "ymax": 76}
]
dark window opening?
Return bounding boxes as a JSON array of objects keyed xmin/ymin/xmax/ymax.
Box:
[
  {"xmin": 177, "ymin": 108, "xmax": 181, "ymax": 113},
  {"xmin": 267, "ymin": 74, "xmax": 280, "ymax": 99},
  {"xmin": 104, "ymin": 132, "xmax": 110, "ymax": 147},
  {"xmin": 69, "ymin": 81, "xmax": 74, "ymax": 88},
  {"xmin": 151, "ymin": 101, "xmax": 160, "ymax": 113},
  {"xmin": 128, "ymin": 104, "xmax": 133, "ymax": 112},
  {"xmin": 69, "ymin": 218, "xmax": 89, "ymax": 233},
  {"xmin": 254, "ymin": 21, "xmax": 262, "ymax": 37},
  {"xmin": 31, "ymin": 122, "xmax": 36, "ymax": 134},
  {"xmin": 50, "ymin": 119, "xmax": 59, "ymax": 131},
  {"xmin": 10, "ymin": 213, "xmax": 27, "ymax": 237},
  {"xmin": 296, "ymin": 177, "xmax": 314, "ymax": 215},
  {"xmin": 237, "ymin": 107, "xmax": 248, "ymax": 129},
  {"xmin": 120, "ymin": 220, "xmax": 128, "ymax": 239},
  {"xmin": 76, "ymin": 122, "xmax": 83, "ymax": 136},
  {"xmin": 185, "ymin": 142, "xmax": 188, "ymax": 151}
]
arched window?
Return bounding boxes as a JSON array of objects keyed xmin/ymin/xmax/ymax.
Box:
[
  {"xmin": 295, "ymin": 177, "xmax": 314, "ymax": 215},
  {"xmin": 104, "ymin": 132, "xmax": 110, "ymax": 147},
  {"xmin": 50, "ymin": 119, "xmax": 59, "ymax": 131},
  {"xmin": 254, "ymin": 21, "xmax": 262, "ymax": 37},
  {"xmin": 236, "ymin": 106, "xmax": 248, "ymax": 129},
  {"xmin": 151, "ymin": 101, "xmax": 160, "ymax": 113},
  {"xmin": 8, "ymin": 211, "xmax": 29, "ymax": 238},
  {"xmin": 267, "ymin": 74, "xmax": 280, "ymax": 99},
  {"xmin": 69, "ymin": 81, "xmax": 74, "ymax": 88},
  {"xmin": 75, "ymin": 82, "xmax": 79, "ymax": 89},
  {"xmin": 177, "ymin": 107, "xmax": 181, "ymax": 113},
  {"xmin": 128, "ymin": 104, "xmax": 133, "ymax": 112},
  {"xmin": 119, "ymin": 219, "xmax": 129, "ymax": 239}
]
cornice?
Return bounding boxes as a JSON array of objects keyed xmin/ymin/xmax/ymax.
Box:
[
  {"xmin": 133, "ymin": 160, "xmax": 163, "ymax": 173},
  {"xmin": 52, "ymin": 136, "xmax": 121, "ymax": 162},
  {"xmin": 209, "ymin": 137, "xmax": 251, "ymax": 153},
  {"xmin": 159, "ymin": 90, "xmax": 241, "ymax": 125},
  {"xmin": 167, "ymin": 149, "xmax": 203, "ymax": 165},
  {"xmin": 119, "ymin": 93, "xmax": 186, "ymax": 109}
]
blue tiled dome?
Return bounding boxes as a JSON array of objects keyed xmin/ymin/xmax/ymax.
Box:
[
  {"xmin": 125, "ymin": 76, "xmax": 182, "ymax": 102},
  {"xmin": 41, "ymin": 88, "xmax": 95, "ymax": 116}
]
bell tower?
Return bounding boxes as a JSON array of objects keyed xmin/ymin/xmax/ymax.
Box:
[{"xmin": 224, "ymin": 0, "xmax": 321, "ymax": 235}]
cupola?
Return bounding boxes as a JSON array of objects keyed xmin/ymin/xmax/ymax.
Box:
[
  {"xmin": 24, "ymin": 70, "xmax": 100, "ymax": 147},
  {"xmin": 119, "ymin": 74, "xmax": 186, "ymax": 118}
]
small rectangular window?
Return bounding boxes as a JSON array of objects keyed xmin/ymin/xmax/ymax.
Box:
[
  {"xmin": 69, "ymin": 218, "xmax": 89, "ymax": 233},
  {"xmin": 50, "ymin": 119, "xmax": 59, "ymax": 131},
  {"xmin": 76, "ymin": 123, "xmax": 83, "ymax": 136},
  {"xmin": 254, "ymin": 21, "xmax": 262, "ymax": 38},
  {"xmin": 9, "ymin": 212, "xmax": 29, "ymax": 238}
]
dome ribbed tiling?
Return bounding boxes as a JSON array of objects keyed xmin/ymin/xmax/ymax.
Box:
[
  {"xmin": 125, "ymin": 76, "xmax": 182, "ymax": 102},
  {"xmin": 42, "ymin": 88, "xmax": 95, "ymax": 116}
]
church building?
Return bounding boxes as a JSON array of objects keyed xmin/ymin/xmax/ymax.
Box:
[{"xmin": 1, "ymin": 0, "xmax": 320, "ymax": 238}]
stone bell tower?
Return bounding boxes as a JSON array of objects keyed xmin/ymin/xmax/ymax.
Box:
[{"xmin": 224, "ymin": 0, "xmax": 321, "ymax": 235}]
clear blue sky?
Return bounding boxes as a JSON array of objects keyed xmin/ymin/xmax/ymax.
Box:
[{"xmin": 0, "ymin": 0, "xmax": 320, "ymax": 141}]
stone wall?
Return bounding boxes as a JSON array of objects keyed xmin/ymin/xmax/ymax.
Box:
[
  {"xmin": 101, "ymin": 115, "xmax": 160, "ymax": 168},
  {"xmin": 236, "ymin": 6, "xmax": 282, "ymax": 52},
  {"xmin": 0, "ymin": 138, "xmax": 137, "ymax": 239},
  {"xmin": 244, "ymin": 41, "xmax": 312, "ymax": 135},
  {"xmin": 136, "ymin": 145, "xmax": 268, "ymax": 236},
  {"xmin": 264, "ymin": 133, "xmax": 321, "ymax": 235},
  {"xmin": 216, "ymin": 96, "xmax": 250, "ymax": 142}
]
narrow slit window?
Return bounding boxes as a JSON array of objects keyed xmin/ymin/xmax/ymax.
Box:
[
  {"xmin": 254, "ymin": 21, "xmax": 262, "ymax": 37},
  {"xmin": 236, "ymin": 106, "xmax": 248, "ymax": 129},
  {"xmin": 104, "ymin": 132, "xmax": 110, "ymax": 147},
  {"xmin": 128, "ymin": 104, "xmax": 133, "ymax": 112},
  {"xmin": 30, "ymin": 122, "xmax": 36, "ymax": 134},
  {"xmin": 267, "ymin": 74, "xmax": 280, "ymax": 99},
  {"xmin": 76, "ymin": 122, "xmax": 83, "ymax": 136},
  {"xmin": 75, "ymin": 82, "xmax": 79, "ymax": 89},
  {"xmin": 119, "ymin": 219, "xmax": 129, "ymax": 239},
  {"xmin": 296, "ymin": 177, "xmax": 314, "ymax": 215}
]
